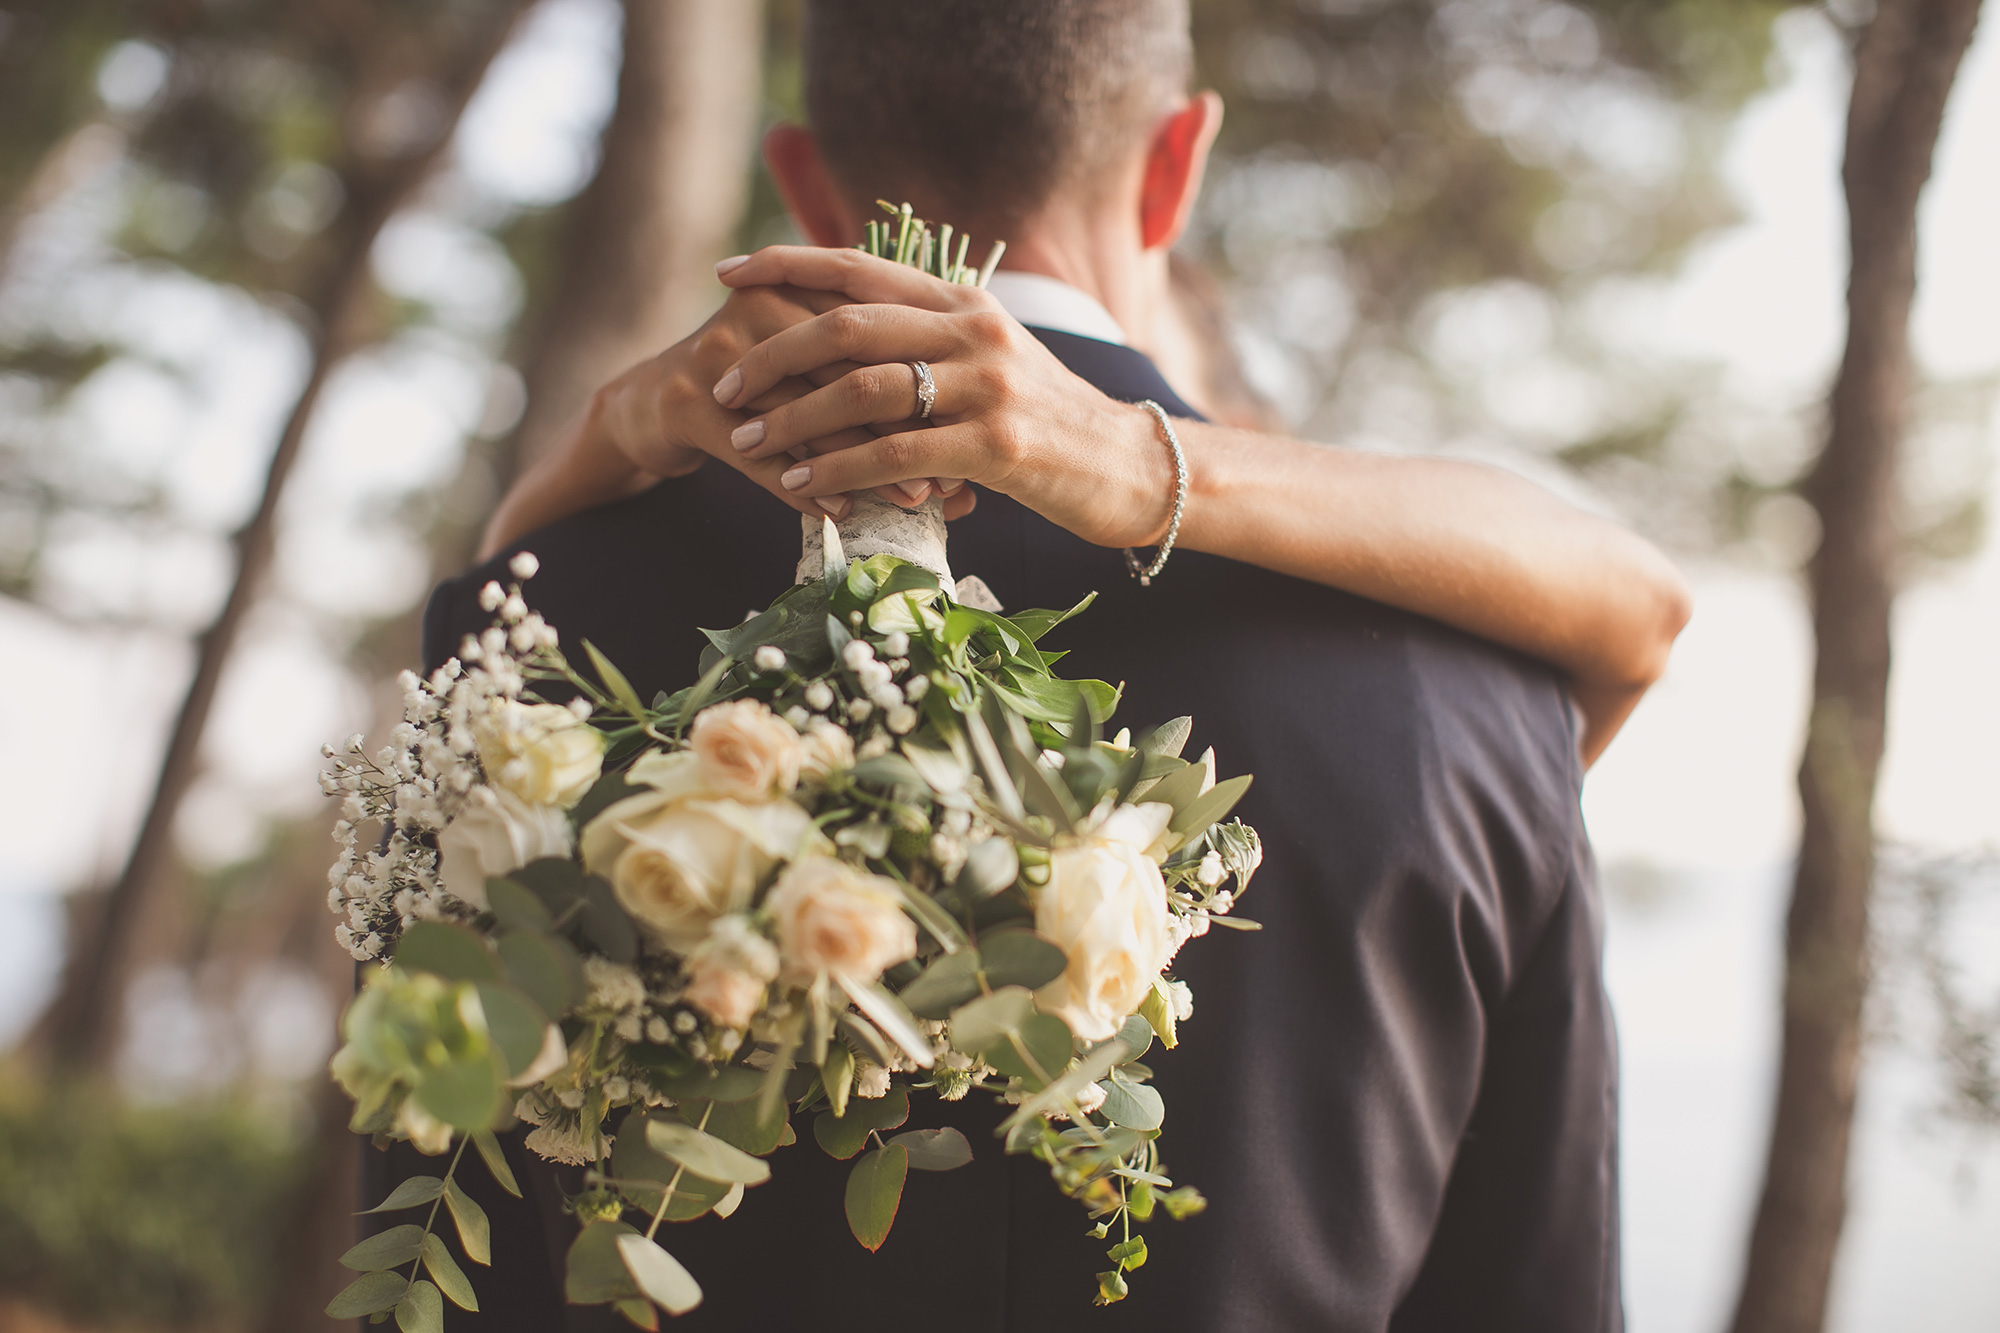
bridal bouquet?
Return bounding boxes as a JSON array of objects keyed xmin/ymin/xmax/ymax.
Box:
[{"xmin": 321, "ymin": 207, "xmax": 1260, "ymax": 1330}]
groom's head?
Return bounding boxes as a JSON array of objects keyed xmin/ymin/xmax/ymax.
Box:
[{"xmin": 766, "ymin": 0, "xmax": 1217, "ymax": 264}]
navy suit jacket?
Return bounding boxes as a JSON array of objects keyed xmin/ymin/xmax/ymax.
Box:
[{"xmin": 373, "ymin": 329, "xmax": 1622, "ymax": 1332}]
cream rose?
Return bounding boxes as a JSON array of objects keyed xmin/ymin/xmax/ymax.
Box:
[
  {"xmin": 690, "ymin": 699, "xmax": 801, "ymax": 800},
  {"xmin": 797, "ymin": 717, "xmax": 855, "ymax": 781},
  {"xmin": 681, "ymin": 915, "xmax": 781, "ymax": 1029},
  {"xmin": 436, "ymin": 785, "xmax": 573, "ymax": 911},
  {"xmin": 596, "ymin": 797, "xmax": 811, "ymax": 953},
  {"xmin": 1031, "ymin": 803, "xmax": 1173, "ymax": 1042},
  {"xmin": 765, "ymin": 856, "xmax": 917, "ymax": 985},
  {"xmin": 473, "ymin": 701, "xmax": 604, "ymax": 808}
]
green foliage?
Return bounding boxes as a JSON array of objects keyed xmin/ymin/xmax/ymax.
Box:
[
  {"xmin": 843, "ymin": 1142, "xmax": 908, "ymax": 1252},
  {"xmin": 0, "ymin": 1076, "xmax": 308, "ymax": 1324}
]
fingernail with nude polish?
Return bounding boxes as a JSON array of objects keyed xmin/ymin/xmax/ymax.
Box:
[
  {"xmin": 781, "ymin": 464, "xmax": 812, "ymax": 491},
  {"xmin": 712, "ymin": 368, "xmax": 742, "ymax": 405},
  {"xmin": 817, "ymin": 496, "xmax": 849, "ymax": 518},
  {"xmin": 731, "ymin": 420, "xmax": 765, "ymax": 452},
  {"xmin": 715, "ymin": 254, "xmax": 750, "ymax": 276},
  {"xmin": 937, "ymin": 477, "xmax": 964, "ymax": 496},
  {"xmin": 898, "ymin": 480, "xmax": 931, "ymax": 503}
]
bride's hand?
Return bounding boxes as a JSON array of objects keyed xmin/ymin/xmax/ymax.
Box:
[{"xmin": 708, "ymin": 247, "xmax": 1176, "ymax": 550}]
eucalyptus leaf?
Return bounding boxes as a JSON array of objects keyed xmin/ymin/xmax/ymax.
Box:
[
  {"xmin": 474, "ymin": 981, "xmax": 549, "ymax": 1079},
  {"xmin": 396, "ymin": 1279, "xmax": 444, "ymax": 1333},
  {"xmin": 978, "ymin": 929, "xmax": 1068, "ymax": 990},
  {"xmin": 566, "ymin": 1222, "xmax": 642, "ymax": 1304},
  {"xmin": 392, "ymin": 922, "xmax": 499, "ymax": 984},
  {"xmin": 1097, "ymin": 1078, "xmax": 1165, "ymax": 1131},
  {"xmin": 646, "ymin": 1063, "xmax": 763, "ymax": 1105},
  {"xmin": 887, "ymin": 1126, "xmax": 974, "ymax": 1172},
  {"xmin": 340, "ymin": 1224, "xmax": 425, "ymax": 1272},
  {"xmin": 413, "ymin": 1058, "xmax": 503, "ymax": 1133},
  {"xmin": 484, "ymin": 877, "xmax": 553, "ymax": 932},
  {"xmin": 1138, "ymin": 715, "xmax": 1193, "ymax": 760},
  {"xmin": 359, "ymin": 1175, "xmax": 444, "ymax": 1214},
  {"xmin": 614, "ymin": 1297, "xmax": 661, "ymax": 1331},
  {"xmin": 324, "ymin": 1270, "xmax": 407, "ymax": 1318},
  {"xmin": 983, "ymin": 1012, "xmax": 1072, "ymax": 1087},
  {"xmin": 497, "ymin": 930, "xmax": 584, "ymax": 1021},
  {"xmin": 896, "ymin": 951, "xmax": 983, "ymax": 1020},
  {"xmin": 421, "ymin": 1232, "xmax": 479, "ymax": 1311},
  {"xmin": 1114, "ymin": 1013, "xmax": 1154, "ymax": 1064},
  {"xmin": 1109, "ymin": 1236, "xmax": 1149, "ymax": 1271},
  {"xmin": 812, "ymin": 1085, "xmax": 911, "ymax": 1161},
  {"xmin": 1138, "ymin": 760, "xmax": 1208, "ymax": 818},
  {"xmin": 578, "ymin": 876, "xmax": 639, "ymax": 964},
  {"xmin": 645, "ymin": 1118, "xmax": 773, "ymax": 1185},
  {"xmin": 444, "ymin": 1176, "xmax": 490, "ymax": 1266},
  {"xmin": 472, "ymin": 1129, "xmax": 521, "ymax": 1198},
  {"xmin": 838, "ymin": 975, "xmax": 935, "ymax": 1068},
  {"xmin": 948, "ymin": 986, "xmax": 1036, "ymax": 1054},
  {"xmin": 844, "ymin": 1143, "xmax": 909, "ymax": 1252},
  {"xmin": 616, "ymin": 1233, "xmax": 703, "ymax": 1315},
  {"xmin": 954, "ymin": 836, "xmax": 1018, "ymax": 900},
  {"xmin": 678, "ymin": 1095, "xmax": 787, "ymax": 1157}
]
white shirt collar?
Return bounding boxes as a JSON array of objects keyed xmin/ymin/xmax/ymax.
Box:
[{"xmin": 983, "ymin": 270, "xmax": 1127, "ymax": 346}]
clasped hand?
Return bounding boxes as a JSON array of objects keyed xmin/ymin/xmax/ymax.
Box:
[{"xmin": 594, "ymin": 247, "xmax": 1175, "ymax": 550}]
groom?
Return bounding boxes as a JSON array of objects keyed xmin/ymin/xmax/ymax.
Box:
[{"xmin": 397, "ymin": 2, "xmax": 1628, "ymax": 1329}]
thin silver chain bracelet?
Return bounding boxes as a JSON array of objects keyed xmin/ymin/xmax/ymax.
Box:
[{"xmin": 1123, "ymin": 399, "xmax": 1187, "ymax": 586}]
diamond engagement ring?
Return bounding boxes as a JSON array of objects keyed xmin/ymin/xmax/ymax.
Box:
[{"xmin": 909, "ymin": 360, "xmax": 936, "ymax": 421}]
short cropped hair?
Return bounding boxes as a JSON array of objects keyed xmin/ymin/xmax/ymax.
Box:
[{"xmin": 803, "ymin": 0, "xmax": 1192, "ymax": 236}]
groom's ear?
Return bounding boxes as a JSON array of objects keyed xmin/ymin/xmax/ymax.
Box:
[
  {"xmin": 1138, "ymin": 91, "xmax": 1223, "ymax": 252},
  {"xmin": 764, "ymin": 124, "xmax": 861, "ymax": 248}
]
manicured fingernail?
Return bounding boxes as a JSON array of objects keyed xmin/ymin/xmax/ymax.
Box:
[
  {"xmin": 936, "ymin": 477, "xmax": 964, "ymax": 496},
  {"xmin": 715, "ymin": 254, "xmax": 749, "ymax": 276},
  {"xmin": 712, "ymin": 368, "xmax": 742, "ymax": 405},
  {"xmin": 898, "ymin": 480, "xmax": 931, "ymax": 503},
  {"xmin": 781, "ymin": 464, "xmax": 812, "ymax": 491},
  {"xmin": 730, "ymin": 420, "xmax": 765, "ymax": 452},
  {"xmin": 817, "ymin": 496, "xmax": 849, "ymax": 518}
]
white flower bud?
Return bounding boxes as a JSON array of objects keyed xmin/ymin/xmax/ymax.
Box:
[
  {"xmin": 645, "ymin": 1016, "xmax": 670, "ymax": 1043},
  {"xmin": 501, "ymin": 594, "xmax": 527, "ymax": 623},
  {"xmin": 509, "ymin": 551, "xmax": 540, "ymax": 580},
  {"xmin": 1197, "ymin": 851, "xmax": 1226, "ymax": 888},
  {"xmin": 904, "ymin": 675, "xmax": 929, "ymax": 702},
  {"xmin": 886, "ymin": 704, "xmax": 918, "ymax": 735},
  {"xmin": 847, "ymin": 698, "xmax": 874, "ymax": 722},
  {"xmin": 672, "ymin": 1011, "xmax": 698, "ymax": 1035},
  {"xmin": 805, "ymin": 681, "xmax": 835, "ymax": 712},
  {"xmin": 478, "ymin": 581, "xmax": 504, "ymax": 612},
  {"xmin": 842, "ymin": 639, "xmax": 875, "ymax": 671},
  {"xmin": 784, "ymin": 706, "xmax": 811, "ymax": 730},
  {"xmin": 753, "ymin": 645, "xmax": 786, "ymax": 673},
  {"xmin": 882, "ymin": 631, "xmax": 910, "ymax": 658}
]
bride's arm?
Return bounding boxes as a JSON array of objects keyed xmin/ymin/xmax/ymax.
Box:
[{"xmin": 707, "ymin": 248, "xmax": 1689, "ymax": 765}]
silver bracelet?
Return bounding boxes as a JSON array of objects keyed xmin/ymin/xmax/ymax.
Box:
[{"xmin": 1124, "ymin": 399, "xmax": 1187, "ymax": 586}]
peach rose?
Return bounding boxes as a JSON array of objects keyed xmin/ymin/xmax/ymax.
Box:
[
  {"xmin": 765, "ymin": 856, "xmax": 917, "ymax": 985},
  {"xmin": 690, "ymin": 699, "xmax": 801, "ymax": 800},
  {"xmin": 681, "ymin": 915, "xmax": 781, "ymax": 1029}
]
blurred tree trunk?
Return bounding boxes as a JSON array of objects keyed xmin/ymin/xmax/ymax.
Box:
[
  {"xmin": 1728, "ymin": 2, "xmax": 1984, "ymax": 1331},
  {"xmin": 32, "ymin": 0, "xmax": 535, "ymax": 1072},
  {"xmin": 488, "ymin": 0, "xmax": 767, "ymax": 497}
]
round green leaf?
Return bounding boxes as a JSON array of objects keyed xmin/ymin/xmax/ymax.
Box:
[
  {"xmin": 393, "ymin": 922, "xmax": 501, "ymax": 983},
  {"xmin": 983, "ymin": 1012, "xmax": 1072, "ymax": 1087},
  {"xmin": 473, "ymin": 981, "xmax": 548, "ymax": 1079},
  {"xmin": 888, "ymin": 1126, "xmax": 974, "ymax": 1172},
  {"xmin": 1114, "ymin": 1013, "xmax": 1154, "ymax": 1064},
  {"xmin": 894, "ymin": 951, "xmax": 983, "ymax": 1019},
  {"xmin": 615, "ymin": 1233, "xmax": 704, "ymax": 1315},
  {"xmin": 947, "ymin": 985, "xmax": 1035, "ymax": 1054},
  {"xmin": 1098, "ymin": 1078, "xmax": 1165, "ymax": 1132},
  {"xmin": 680, "ymin": 1096, "xmax": 788, "ymax": 1157},
  {"xmin": 644, "ymin": 1117, "xmax": 772, "ymax": 1185},
  {"xmin": 978, "ymin": 929, "xmax": 1068, "ymax": 990},
  {"xmin": 497, "ymin": 930, "xmax": 583, "ymax": 1018},
  {"xmin": 844, "ymin": 1143, "xmax": 909, "ymax": 1253},
  {"xmin": 566, "ymin": 1221, "xmax": 643, "ymax": 1304},
  {"xmin": 484, "ymin": 877, "xmax": 554, "ymax": 932},
  {"xmin": 413, "ymin": 1057, "xmax": 503, "ymax": 1133}
]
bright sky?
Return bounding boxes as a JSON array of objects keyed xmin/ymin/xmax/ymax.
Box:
[{"xmin": 0, "ymin": 3, "xmax": 1995, "ymax": 1326}]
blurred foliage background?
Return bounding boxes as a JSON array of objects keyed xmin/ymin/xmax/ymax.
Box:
[{"xmin": 0, "ymin": 0, "xmax": 1994, "ymax": 1328}]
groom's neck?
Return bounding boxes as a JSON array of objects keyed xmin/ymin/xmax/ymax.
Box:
[{"xmin": 996, "ymin": 197, "xmax": 1168, "ymax": 353}]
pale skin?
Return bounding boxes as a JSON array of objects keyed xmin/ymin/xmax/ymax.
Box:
[{"xmin": 485, "ymin": 94, "xmax": 1691, "ymax": 766}]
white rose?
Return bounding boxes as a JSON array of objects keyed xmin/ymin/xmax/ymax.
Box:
[
  {"xmin": 1031, "ymin": 802, "xmax": 1173, "ymax": 1042},
  {"xmin": 765, "ymin": 856, "xmax": 918, "ymax": 985},
  {"xmin": 436, "ymin": 785, "xmax": 573, "ymax": 911},
  {"xmin": 690, "ymin": 699, "xmax": 801, "ymax": 800},
  {"xmin": 682, "ymin": 915, "xmax": 781, "ymax": 1029},
  {"xmin": 473, "ymin": 701, "xmax": 604, "ymax": 808},
  {"xmin": 593, "ymin": 796, "xmax": 812, "ymax": 953}
]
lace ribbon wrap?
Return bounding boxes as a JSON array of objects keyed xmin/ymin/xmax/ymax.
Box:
[{"xmin": 794, "ymin": 493, "xmax": 1007, "ymax": 612}]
